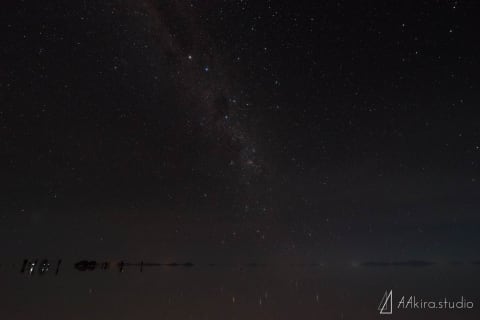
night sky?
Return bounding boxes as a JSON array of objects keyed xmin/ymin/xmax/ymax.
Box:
[{"xmin": 1, "ymin": 1, "xmax": 480, "ymax": 319}]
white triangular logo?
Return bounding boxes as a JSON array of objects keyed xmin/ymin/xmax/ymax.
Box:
[{"xmin": 378, "ymin": 290, "xmax": 393, "ymax": 315}]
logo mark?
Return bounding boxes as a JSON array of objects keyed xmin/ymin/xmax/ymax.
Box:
[{"xmin": 378, "ymin": 290, "xmax": 393, "ymax": 315}]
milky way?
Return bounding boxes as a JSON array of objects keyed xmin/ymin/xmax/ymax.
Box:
[{"xmin": 134, "ymin": 0, "xmax": 265, "ymax": 183}]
